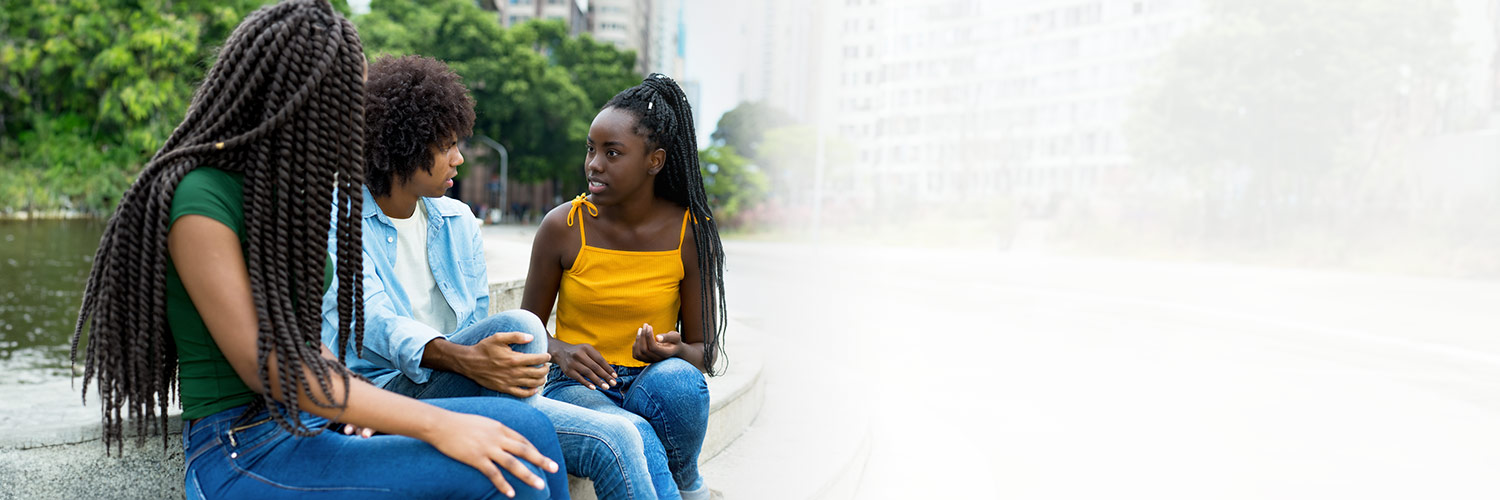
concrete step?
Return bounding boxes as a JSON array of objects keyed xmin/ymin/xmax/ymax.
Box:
[
  {"xmin": 694, "ymin": 318, "xmax": 872, "ymax": 500},
  {"xmin": 0, "ymin": 280, "xmax": 767, "ymax": 500}
]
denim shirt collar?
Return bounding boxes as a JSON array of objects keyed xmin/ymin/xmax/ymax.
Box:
[{"xmin": 361, "ymin": 186, "xmax": 468, "ymax": 226}]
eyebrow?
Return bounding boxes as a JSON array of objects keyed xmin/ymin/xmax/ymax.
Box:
[{"xmin": 587, "ymin": 137, "xmax": 627, "ymax": 148}]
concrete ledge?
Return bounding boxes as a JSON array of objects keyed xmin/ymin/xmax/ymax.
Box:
[{"xmin": 1, "ymin": 279, "xmax": 764, "ymax": 500}]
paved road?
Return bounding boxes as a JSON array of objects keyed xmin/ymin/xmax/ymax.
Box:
[{"xmin": 721, "ymin": 240, "xmax": 1500, "ymax": 500}]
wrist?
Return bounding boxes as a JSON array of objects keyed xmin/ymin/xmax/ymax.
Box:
[
  {"xmin": 420, "ymin": 338, "xmax": 472, "ymax": 375},
  {"xmin": 413, "ymin": 405, "xmax": 452, "ymax": 442}
]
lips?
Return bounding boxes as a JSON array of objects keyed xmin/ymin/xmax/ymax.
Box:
[{"xmin": 588, "ymin": 178, "xmax": 606, "ymax": 194}]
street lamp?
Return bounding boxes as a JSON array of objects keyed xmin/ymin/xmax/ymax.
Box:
[{"xmin": 472, "ymin": 135, "xmax": 509, "ymax": 223}]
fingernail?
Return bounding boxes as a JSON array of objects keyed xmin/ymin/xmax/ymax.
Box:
[
  {"xmin": 656, "ymin": 335, "xmax": 665, "ymax": 342},
  {"xmin": 589, "ymin": 385, "xmax": 596, "ymax": 390}
]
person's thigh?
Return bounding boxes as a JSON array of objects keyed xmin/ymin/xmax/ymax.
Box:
[{"xmin": 183, "ymin": 398, "xmax": 561, "ymax": 500}]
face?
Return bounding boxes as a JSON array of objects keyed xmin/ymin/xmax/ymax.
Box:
[
  {"xmin": 398, "ymin": 134, "xmax": 463, "ymax": 199},
  {"xmin": 585, "ymin": 107, "xmax": 665, "ymax": 204}
]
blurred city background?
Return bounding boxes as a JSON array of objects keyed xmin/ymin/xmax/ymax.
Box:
[{"xmin": 3, "ymin": 0, "xmax": 1500, "ymax": 498}]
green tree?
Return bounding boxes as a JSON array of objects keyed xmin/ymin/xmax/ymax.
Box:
[
  {"xmin": 756, "ymin": 125, "xmax": 853, "ymax": 208},
  {"xmin": 0, "ymin": 0, "xmax": 276, "ymax": 213},
  {"xmin": 697, "ymin": 145, "xmax": 767, "ymax": 226},
  {"xmin": 511, "ymin": 18, "xmax": 639, "ymax": 111},
  {"xmin": 710, "ymin": 101, "xmax": 794, "ymax": 162},
  {"xmin": 357, "ymin": 3, "xmax": 637, "ymax": 191}
]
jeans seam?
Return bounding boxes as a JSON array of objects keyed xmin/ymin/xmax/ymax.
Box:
[
  {"xmin": 556, "ymin": 428, "xmax": 637, "ymax": 500},
  {"xmin": 184, "ymin": 428, "xmax": 222, "ymax": 467},
  {"xmin": 186, "ymin": 470, "xmax": 205, "ymax": 500},
  {"xmin": 227, "ymin": 455, "xmax": 392, "ymax": 493}
]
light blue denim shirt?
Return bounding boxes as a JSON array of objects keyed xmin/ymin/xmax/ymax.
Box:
[{"xmin": 320, "ymin": 187, "xmax": 490, "ymax": 387}]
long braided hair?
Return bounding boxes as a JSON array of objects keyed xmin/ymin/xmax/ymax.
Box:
[
  {"xmin": 603, "ymin": 74, "xmax": 728, "ymax": 376},
  {"xmin": 69, "ymin": 0, "xmax": 367, "ymax": 452}
]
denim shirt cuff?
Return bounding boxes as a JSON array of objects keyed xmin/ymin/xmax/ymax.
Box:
[{"xmin": 396, "ymin": 327, "xmax": 446, "ymax": 385}]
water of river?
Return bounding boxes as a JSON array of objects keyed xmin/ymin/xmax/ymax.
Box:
[{"xmin": 0, "ymin": 219, "xmax": 104, "ymax": 382}]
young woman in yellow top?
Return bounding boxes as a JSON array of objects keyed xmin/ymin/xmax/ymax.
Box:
[{"xmin": 522, "ymin": 74, "xmax": 727, "ymax": 500}]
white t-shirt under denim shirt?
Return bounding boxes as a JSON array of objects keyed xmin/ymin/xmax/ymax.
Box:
[{"xmin": 388, "ymin": 202, "xmax": 457, "ymax": 335}]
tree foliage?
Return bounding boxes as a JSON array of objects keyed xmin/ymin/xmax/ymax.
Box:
[
  {"xmin": 0, "ymin": 0, "xmax": 633, "ymax": 213},
  {"xmin": 0, "ymin": 0, "xmax": 278, "ymax": 213},
  {"xmin": 357, "ymin": 0, "xmax": 639, "ymax": 191},
  {"xmin": 710, "ymin": 101, "xmax": 794, "ymax": 162},
  {"xmin": 697, "ymin": 145, "xmax": 767, "ymax": 225}
]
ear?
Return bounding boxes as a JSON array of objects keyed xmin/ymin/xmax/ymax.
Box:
[{"xmin": 647, "ymin": 148, "xmax": 666, "ymax": 175}]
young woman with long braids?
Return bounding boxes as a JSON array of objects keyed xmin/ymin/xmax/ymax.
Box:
[
  {"xmin": 522, "ymin": 74, "xmax": 727, "ymax": 500},
  {"xmin": 69, "ymin": 1, "xmax": 565, "ymax": 497}
]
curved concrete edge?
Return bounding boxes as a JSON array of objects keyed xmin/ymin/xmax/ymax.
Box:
[{"xmin": 0, "ymin": 280, "xmax": 766, "ymax": 500}]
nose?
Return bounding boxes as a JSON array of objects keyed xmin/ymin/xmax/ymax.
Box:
[
  {"xmin": 585, "ymin": 152, "xmax": 603, "ymax": 174},
  {"xmin": 451, "ymin": 148, "xmax": 464, "ymax": 167}
]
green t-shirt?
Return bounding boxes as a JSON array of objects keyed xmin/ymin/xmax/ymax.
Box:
[{"xmin": 166, "ymin": 167, "xmax": 333, "ymax": 419}]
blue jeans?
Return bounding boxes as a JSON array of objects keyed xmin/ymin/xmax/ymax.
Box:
[
  {"xmin": 382, "ymin": 310, "xmax": 677, "ymax": 500},
  {"xmin": 181, "ymin": 397, "xmax": 567, "ymax": 499},
  {"xmin": 544, "ymin": 357, "xmax": 709, "ymax": 497}
]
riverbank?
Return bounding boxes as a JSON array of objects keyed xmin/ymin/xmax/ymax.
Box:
[{"xmin": 0, "ymin": 210, "xmax": 99, "ymax": 220}]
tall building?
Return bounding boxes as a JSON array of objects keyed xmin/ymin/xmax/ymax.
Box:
[
  {"xmin": 644, "ymin": 0, "xmax": 685, "ymax": 79},
  {"xmin": 837, "ymin": 0, "xmax": 1203, "ymax": 207},
  {"xmin": 480, "ymin": 0, "xmax": 588, "ymax": 34},
  {"xmin": 588, "ymin": 0, "xmax": 651, "ymax": 73}
]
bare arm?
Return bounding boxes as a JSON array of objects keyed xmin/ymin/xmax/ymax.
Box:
[
  {"xmin": 170, "ymin": 215, "xmax": 556, "ymax": 496},
  {"xmin": 520, "ymin": 206, "xmax": 617, "ymax": 389}
]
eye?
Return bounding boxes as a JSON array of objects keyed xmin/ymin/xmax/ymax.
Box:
[
  {"xmin": 586, "ymin": 145, "xmax": 595, "ymax": 154},
  {"xmin": 607, "ymin": 150, "xmax": 620, "ymax": 157}
]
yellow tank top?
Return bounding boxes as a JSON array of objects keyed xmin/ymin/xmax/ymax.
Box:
[{"xmin": 556, "ymin": 194, "xmax": 690, "ymax": 367}]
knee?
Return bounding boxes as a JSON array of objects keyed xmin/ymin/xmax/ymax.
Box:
[
  {"xmin": 649, "ymin": 358, "xmax": 708, "ymax": 397},
  {"xmin": 595, "ymin": 413, "xmax": 647, "ymax": 453},
  {"xmin": 617, "ymin": 411, "xmax": 656, "ymax": 441},
  {"xmin": 636, "ymin": 359, "xmax": 708, "ymax": 424},
  {"xmin": 497, "ymin": 309, "xmax": 547, "ymax": 335},
  {"xmin": 486, "ymin": 310, "xmax": 548, "ymax": 354}
]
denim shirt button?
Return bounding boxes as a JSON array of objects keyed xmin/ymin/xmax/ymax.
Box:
[{"xmin": 387, "ymin": 236, "xmax": 394, "ymax": 243}]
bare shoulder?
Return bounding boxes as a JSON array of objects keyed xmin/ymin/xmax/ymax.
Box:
[
  {"xmin": 533, "ymin": 201, "xmax": 581, "ymax": 249},
  {"xmin": 538, "ymin": 202, "xmax": 575, "ymax": 232}
]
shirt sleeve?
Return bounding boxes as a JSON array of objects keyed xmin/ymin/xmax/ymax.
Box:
[
  {"xmin": 358, "ymin": 247, "xmax": 446, "ymax": 384},
  {"xmin": 169, "ymin": 169, "xmax": 243, "ymax": 237}
]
